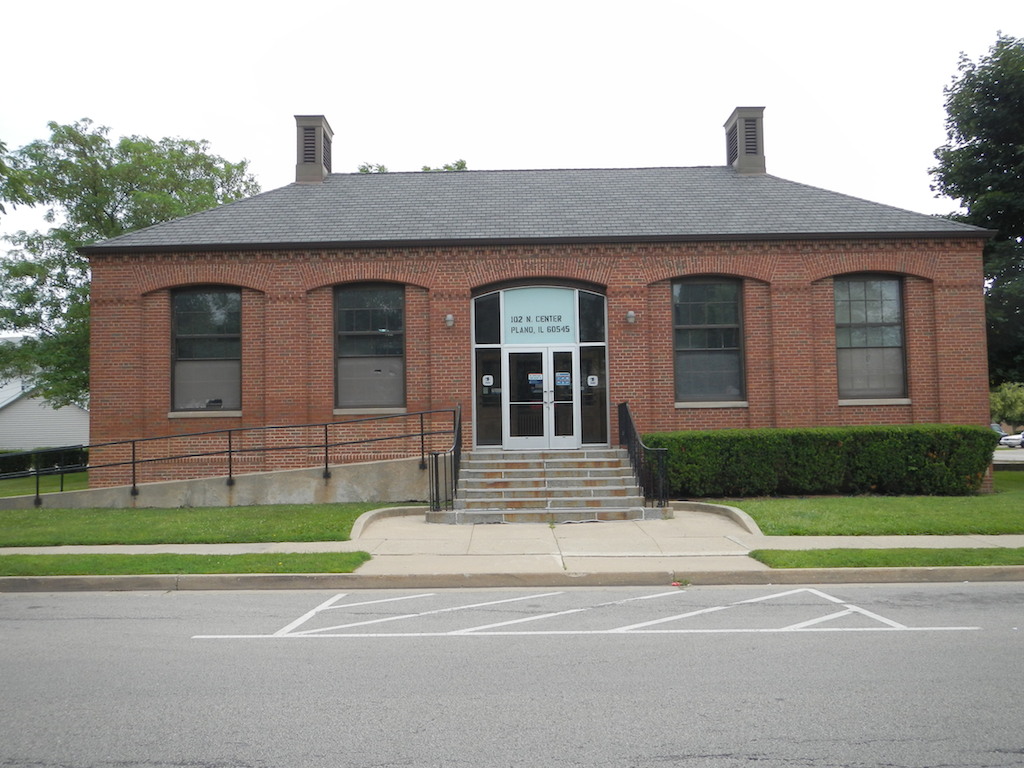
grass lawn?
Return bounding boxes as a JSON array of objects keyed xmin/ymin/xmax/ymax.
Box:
[
  {"xmin": 3, "ymin": 472, "xmax": 1024, "ymax": 576},
  {"xmin": 0, "ymin": 502, "xmax": 383, "ymax": 547},
  {"xmin": 749, "ymin": 547, "xmax": 1024, "ymax": 569},
  {"xmin": 715, "ymin": 471, "xmax": 1024, "ymax": 536},
  {"xmin": 0, "ymin": 551, "xmax": 371, "ymax": 576}
]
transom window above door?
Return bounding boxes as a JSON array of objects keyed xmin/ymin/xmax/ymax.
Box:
[{"xmin": 473, "ymin": 286, "xmax": 606, "ymax": 345}]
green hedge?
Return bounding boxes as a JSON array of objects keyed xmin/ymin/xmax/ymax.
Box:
[
  {"xmin": 0, "ymin": 451, "xmax": 32, "ymax": 474},
  {"xmin": 644, "ymin": 425, "xmax": 998, "ymax": 497},
  {"xmin": 0, "ymin": 447, "xmax": 89, "ymax": 476}
]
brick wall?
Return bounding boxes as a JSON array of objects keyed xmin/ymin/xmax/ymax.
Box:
[{"xmin": 87, "ymin": 237, "xmax": 990, "ymax": 486}]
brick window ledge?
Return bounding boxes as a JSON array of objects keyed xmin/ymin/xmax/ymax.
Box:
[
  {"xmin": 675, "ymin": 401, "xmax": 749, "ymax": 409},
  {"xmin": 838, "ymin": 398, "xmax": 911, "ymax": 406},
  {"xmin": 169, "ymin": 410, "xmax": 243, "ymax": 418},
  {"xmin": 333, "ymin": 407, "xmax": 407, "ymax": 416}
]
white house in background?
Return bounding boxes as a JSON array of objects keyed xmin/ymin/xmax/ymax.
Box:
[{"xmin": 0, "ymin": 377, "xmax": 89, "ymax": 451}]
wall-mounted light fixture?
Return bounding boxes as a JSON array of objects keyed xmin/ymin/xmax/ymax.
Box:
[
  {"xmin": 625, "ymin": 310, "xmax": 637, "ymax": 324},
  {"xmin": 444, "ymin": 313, "xmax": 455, "ymax": 328}
]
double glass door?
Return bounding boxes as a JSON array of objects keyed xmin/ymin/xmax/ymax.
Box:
[{"xmin": 504, "ymin": 347, "xmax": 577, "ymax": 450}]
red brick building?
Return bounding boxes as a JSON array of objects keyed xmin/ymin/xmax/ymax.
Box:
[{"xmin": 83, "ymin": 108, "xmax": 991, "ymax": 487}]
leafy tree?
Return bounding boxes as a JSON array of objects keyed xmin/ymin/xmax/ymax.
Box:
[
  {"xmin": 931, "ymin": 33, "xmax": 1024, "ymax": 384},
  {"xmin": 0, "ymin": 119, "xmax": 260, "ymax": 407},
  {"xmin": 0, "ymin": 139, "xmax": 32, "ymax": 215},
  {"xmin": 990, "ymin": 382, "xmax": 1024, "ymax": 430},
  {"xmin": 357, "ymin": 159, "xmax": 467, "ymax": 173},
  {"xmin": 421, "ymin": 159, "xmax": 467, "ymax": 172}
]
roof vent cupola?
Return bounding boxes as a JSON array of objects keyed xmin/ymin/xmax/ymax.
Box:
[
  {"xmin": 295, "ymin": 115, "xmax": 333, "ymax": 183},
  {"xmin": 724, "ymin": 107, "xmax": 765, "ymax": 175}
]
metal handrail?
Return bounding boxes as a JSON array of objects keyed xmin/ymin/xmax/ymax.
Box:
[
  {"xmin": 0, "ymin": 409, "xmax": 461, "ymax": 507},
  {"xmin": 617, "ymin": 402, "xmax": 668, "ymax": 507},
  {"xmin": 428, "ymin": 405, "xmax": 462, "ymax": 512}
]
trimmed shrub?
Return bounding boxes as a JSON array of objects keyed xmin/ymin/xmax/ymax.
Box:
[
  {"xmin": 0, "ymin": 447, "xmax": 88, "ymax": 477},
  {"xmin": 0, "ymin": 451, "xmax": 33, "ymax": 475},
  {"xmin": 645, "ymin": 424, "xmax": 997, "ymax": 498}
]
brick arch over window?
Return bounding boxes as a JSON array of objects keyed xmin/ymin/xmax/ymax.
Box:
[
  {"xmin": 303, "ymin": 265, "xmax": 434, "ymax": 294},
  {"xmin": 470, "ymin": 276, "xmax": 608, "ymax": 296},
  {"xmin": 805, "ymin": 250, "xmax": 942, "ymax": 284},
  {"xmin": 134, "ymin": 262, "xmax": 272, "ymax": 296}
]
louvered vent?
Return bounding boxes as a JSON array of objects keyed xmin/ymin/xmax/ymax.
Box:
[
  {"xmin": 726, "ymin": 124, "xmax": 739, "ymax": 166},
  {"xmin": 294, "ymin": 115, "xmax": 334, "ymax": 183},
  {"xmin": 302, "ymin": 127, "xmax": 317, "ymax": 164},
  {"xmin": 723, "ymin": 107, "xmax": 765, "ymax": 174},
  {"xmin": 744, "ymin": 118, "xmax": 759, "ymax": 154}
]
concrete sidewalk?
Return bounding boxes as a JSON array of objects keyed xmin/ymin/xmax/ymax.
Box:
[{"xmin": 3, "ymin": 503, "xmax": 1024, "ymax": 590}]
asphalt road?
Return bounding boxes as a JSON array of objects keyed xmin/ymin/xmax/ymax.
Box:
[{"xmin": 2, "ymin": 583, "xmax": 1022, "ymax": 768}]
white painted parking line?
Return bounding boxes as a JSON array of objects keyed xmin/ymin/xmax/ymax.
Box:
[
  {"xmin": 782, "ymin": 605, "xmax": 907, "ymax": 631},
  {"xmin": 273, "ymin": 592, "xmax": 433, "ymax": 636},
  {"xmin": 272, "ymin": 592, "xmax": 348, "ymax": 636},
  {"xmin": 192, "ymin": 588, "xmax": 980, "ymax": 639},
  {"xmin": 451, "ymin": 589, "xmax": 685, "ymax": 634},
  {"xmin": 290, "ymin": 591, "xmax": 565, "ymax": 636}
]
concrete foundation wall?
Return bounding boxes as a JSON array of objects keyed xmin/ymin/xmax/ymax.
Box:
[{"xmin": 0, "ymin": 457, "xmax": 428, "ymax": 510}]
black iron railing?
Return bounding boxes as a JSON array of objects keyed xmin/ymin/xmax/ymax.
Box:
[
  {"xmin": 0, "ymin": 409, "xmax": 461, "ymax": 508},
  {"xmin": 617, "ymin": 402, "xmax": 668, "ymax": 507},
  {"xmin": 428, "ymin": 405, "xmax": 462, "ymax": 512}
]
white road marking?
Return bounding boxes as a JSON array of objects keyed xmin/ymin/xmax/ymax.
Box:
[
  {"xmin": 290, "ymin": 591, "xmax": 565, "ymax": 635},
  {"xmin": 192, "ymin": 587, "xmax": 980, "ymax": 639},
  {"xmin": 195, "ymin": 626, "xmax": 980, "ymax": 639},
  {"xmin": 272, "ymin": 592, "xmax": 349, "ymax": 637},
  {"xmin": 451, "ymin": 590, "xmax": 685, "ymax": 634}
]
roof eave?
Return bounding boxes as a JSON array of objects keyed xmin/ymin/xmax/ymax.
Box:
[{"xmin": 80, "ymin": 229, "xmax": 994, "ymax": 256}]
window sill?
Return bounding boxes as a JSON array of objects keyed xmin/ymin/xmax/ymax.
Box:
[
  {"xmin": 838, "ymin": 398, "xmax": 911, "ymax": 406},
  {"xmin": 675, "ymin": 401, "xmax": 748, "ymax": 409},
  {"xmin": 334, "ymin": 407, "xmax": 407, "ymax": 416},
  {"xmin": 168, "ymin": 410, "xmax": 243, "ymax": 418}
]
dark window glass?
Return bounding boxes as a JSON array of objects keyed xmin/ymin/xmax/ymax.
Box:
[
  {"xmin": 475, "ymin": 348, "xmax": 502, "ymax": 445},
  {"xmin": 335, "ymin": 284, "xmax": 405, "ymax": 408},
  {"xmin": 673, "ymin": 279, "xmax": 744, "ymax": 401},
  {"xmin": 172, "ymin": 288, "xmax": 241, "ymax": 410},
  {"xmin": 474, "ymin": 293, "xmax": 500, "ymax": 344},
  {"xmin": 835, "ymin": 276, "xmax": 906, "ymax": 398},
  {"xmin": 579, "ymin": 291, "xmax": 606, "ymax": 343}
]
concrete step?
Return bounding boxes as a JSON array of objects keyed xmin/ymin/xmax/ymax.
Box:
[
  {"xmin": 460, "ymin": 476, "xmax": 638, "ymax": 491},
  {"xmin": 455, "ymin": 448, "xmax": 644, "ymax": 517},
  {"xmin": 427, "ymin": 507, "xmax": 667, "ymax": 524},
  {"xmin": 454, "ymin": 496, "xmax": 645, "ymax": 511}
]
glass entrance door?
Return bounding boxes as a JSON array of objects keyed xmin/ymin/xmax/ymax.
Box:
[{"xmin": 503, "ymin": 347, "xmax": 578, "ymax": 450}]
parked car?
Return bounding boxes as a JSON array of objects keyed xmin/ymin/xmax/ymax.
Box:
[
  {"xmin": 992, "ymin": 423, "xmax": 1008, "ymax": 438},
  {"xmin": 998, "ymin": 432, "xmax": 1024, "ymax": 448}
]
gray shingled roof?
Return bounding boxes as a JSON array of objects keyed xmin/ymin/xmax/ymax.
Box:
[{"xmin": 81, "ymin": 166, "xmax": 986, "ymax": 253}]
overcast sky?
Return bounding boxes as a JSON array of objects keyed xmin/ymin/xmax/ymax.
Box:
[{"xmin": 2, "ymin": 0, "xmax": 1021, "ymax": 243}]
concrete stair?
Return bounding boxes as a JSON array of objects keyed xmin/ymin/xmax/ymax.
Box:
[{"xmin": 428, "ymin": 448, "xmax": 667, "ymax": 524}]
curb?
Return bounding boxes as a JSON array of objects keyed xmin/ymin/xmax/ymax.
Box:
[
  {"xmin": 3, "ymin": 566, "xmax": 1024, "ymax": 592},
  {"xmin": 349, "ymin": 505, "xmax": 427, "ymax": 539}
]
